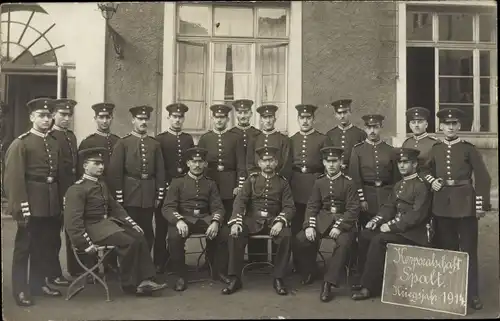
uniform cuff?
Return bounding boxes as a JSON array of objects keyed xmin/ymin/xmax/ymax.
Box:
[
  {"xmin": 211, "ymin": 213, "xmax": 223, "ymax": 223},
  {"xmin": 21, "ymin": 205, "xmax": 31, "ymax": 217},
  {"xmin": 425, "ymin": 174, "xmax": 436, "ymax": 184},
  {"xmin": 372, "ymin": 216, "xmax": 383, "ymax": 224},
  {"xmin": 125, "ymin": 216, "xmax": 137, "ymax": 226},
  {"xmin": 116, "ymin": 190, "xmax": 123, "ymax": 203},
  {"xmin": 238, "ymin": 176, "xmax": 246, "ymax": 188},
  {"xmin": 476, "ymin": 196, "xmax": 483, "ymax": 211},
  {"xmin": 307, "ymin": 217, "xmax": 316, "ymax": 229},
  {"xmin": 228, "ymin": 214, "xmax": 243, "ymax": 226},
  {"xmin": 157, "ymin": 188, "xmax": 165, "ymax": 200},
  {"xmin": 357, "ymin": 188, "xmax": 365, "ymax": 201},
  {"xmin": 173, "ymin": 212, "xmax": 184, "ymax": 223},
  {"xmin": 332, "ymin": 218, "xmax": 342, "ymax": 229},
  {"xmin": 273, "ymin": 213, "xmax": 288, "ymax": 227},
  {"xmin": 83, "ymin": 232, "xmax": 94, "ymax": 248}
]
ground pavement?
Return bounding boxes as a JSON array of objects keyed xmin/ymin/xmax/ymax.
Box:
[{"xmin": 1, "ymin": 213, "xmax": 499, "ymax": 320}]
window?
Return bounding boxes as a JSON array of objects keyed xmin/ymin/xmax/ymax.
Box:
[
  {"xmin": 175, "ymin": 3, "xmax": 289, "ymax": 133},
  {"xmin": 406, "ymin": 7, "xmax": 497, "ymax": 133}
]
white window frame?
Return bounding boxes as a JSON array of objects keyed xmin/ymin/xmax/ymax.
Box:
[{"xmin": 162, "ymin": 2, "xmax": 302, "ymax": 139}]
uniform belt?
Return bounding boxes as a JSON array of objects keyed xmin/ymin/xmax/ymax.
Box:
[
  {"xmin": 363, "ymin": 180, "xmax": 390, "ymax": 187},
  {"xmin": 26, "ymin": 175, "xmax": 58, "ymax": 184},
  {"xmin": 292, "ymin": 166, "xmax": 323, "ymax": 174},
  {"xmin": 126, "ymin": 173, "xmax": 155, "ymax": 180},
  {"xmin": 442, "ymin": 179, "xmax": 472, "ymax": 187},
  {"xmin": 182, "ymin": 209, "xmax": 209, "ymax": 218},
  {"xmin": 323, "ymin": 206, "xmax": 345, "ymax": 214}
]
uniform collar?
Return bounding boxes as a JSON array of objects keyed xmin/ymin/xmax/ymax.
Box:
[
  {"xmin": 338, "ymin": 123, "xmax": 353, "ymax": 131},
  {"xmin": 235, "ymin": 123, "xmax": 251, "ymax": 131},
  {"xmin": 212, "ymin": 127, "xmax": 229, "ymax": 135},
  {"xmin": 327, "ymin": 171, "xmax": 342, "ymax": 181},
  {"xmin": 299, "ymin": 128, "xmax": 316, "ymax": 136},
  {"xmin": 365, "ymin": 138, "xmax": 382, "ymax": 146},
  {"xmin": 261, "ymin": 172, "xmax": 276, "ymax": 179},
  {"xmin": 188, "ymin": 171, "xmax": 203, "ymax": 181},
  {"xmin": 403, "ymin": 173, "xmax": 418, "ymax": 181},
  {"xmin": 52, "ymin": 125, "xmax": 68, "ymax": 132},
  {"xmin": 167, "ymin": 128, "xmax": 183, "ymax": 136},
  {"xmin": 262, "ymin": 128, "xmax": 277, "ymax": 135},
  {"xmin": 30, "ymin": 128, "xmax": 48, "ymax": 138},
  {"xmin": 413, "ymin": 132, "xmax": 428, "ymax": 141},
  {"xmin": 131, "ymin": 131, "xmax": 148, "ymax": 139},
  {"xmin": 443, "ymin": 137, "xmax": 461, "ymax": 145},
  {"xmin": 96, "ymin": 130, "xmax": 110, "ymax": 137},
  {"xmin": 83, "ymin": 174, "xmax": 98, "ymax": 182}
]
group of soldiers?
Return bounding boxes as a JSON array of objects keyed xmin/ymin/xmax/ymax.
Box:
[{"xmin": 4, "ymin": 96, "xmax": 490, "ymax": 311}]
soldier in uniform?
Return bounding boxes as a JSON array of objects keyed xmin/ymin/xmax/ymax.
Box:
[
  {"xmin": 221, "ymin": 146, "xmax": 295, "ymax": 296},
  {"xmin": 325, "ymin": 99, "xmax": 366, "ymax": 172},
  {"xmin": 351, "ymin": 148, "xmax": 431, "ymax": 300},
  {"xmin": 294, "ymin": 147, "xmax": 360, "ymax": 302},
  {"xmin": 162, "ymin": 147, "xmax": 227, "ymax": 292},
  {"xmin": 289, "ymin": 104, "xmax": 327, "ymax": 271},
  {"xmin": 5, "ymin": 98, "xmax": 64, "ymax": 306},
  {"xmin": 153, "ymin": 103, "xmax": 194, "ymax": 274},
  {"xmin": 65, "ymin": 147, "xmax": 167, "ymax": 296},
  {"xmin": 49, "ymin": 98, "xmax": 79, "ymax": 284},
  {"xmin": 108, "ymin": 105, "xmax": 166, "ymax": 251},
  {"xmin": 425, "ymin": 108, "xmax": 491, "ymax": 310}
]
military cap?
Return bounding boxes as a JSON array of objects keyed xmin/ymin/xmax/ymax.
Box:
[
  {"xmin": 362, "ymin": 114, "xmax": 385, "ymax": 126},
  {"xmin": 166, "ymin": 103, "xmax": 189, "ymax": 116},
  {"xmin": 26, "ymin": 98, "xmax": 55, "ymax": 113},
  {"xmin": 210, "ymin": 104, "xmax": 232, "ymax": 117},
  {"xmin": 436, "ymin": 108, "xmax": 465, "ymax": 123},
  {"xmin": 92, "ymin": 102, "xmax": 115, "ymax": 116},
  {"xmin": 232, "ymin": 99, "xmax": 254, "ymax": 111},
  {"xmin": 129, "ymin": 105, "xmax": 153, "ymax": 118},
  {"xmin": 255, "ymin": 146, "xmax": 279, "ymax": 159},
  {"xmin": 320, "ymin": 146, "xmax": 344, "ymax": 161},
  {"xmin": 256, "ymin": 104, "xmax": 279, "ymax": 117},
  {"xmin": 53, "ymin": 98, "xmax": 77, "ymax": 112},
  {"xmin": 331, "ymin": 99, "xmax": 352, "ymax": 113},
  {"xmin": 394, "ymin": 147, "xmax": 420, "ymax": 162},
  {"xmin": 78, "ymin": 147, "xmax": 108, "ymax": 162},
  {"xmin": 406, "ymin": 107, "xmax": 430, "ymax": 121},
  {"xmin": 186, "ymin": 147, "xmax": 208, "ymax": 161},
  {"xmin": 295, "ymin": 104, "xmax": 318, "ymax": 117}
]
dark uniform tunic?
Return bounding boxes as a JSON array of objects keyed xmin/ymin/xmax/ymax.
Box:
[
  {"xmin": 64, "ymin": 174, "xmax": 156, "ymax": 287},
  {"xmin": 295, "ymin": 171, "xmax": 360, "ymax": 285},
  {"xmin": 357, "ymin": 173, "xmax": 431, "ymax": 294},
  {"xmin": 425, "ymin": 137, "xmax": 491, "ymax": 299},
  {"xmin": 153, "ymin": 128, "xmax": 194, "ymax": 268},
  {"xmin": 4, "ymin": 128, "xmax": 64, "ymax": 295},
  {"xmin": 229, "ymin": 124, "xmax": 261, "ymax": 165},
  {"xmin": 349, "ymin": 139, "xmax": 401, "ymax": 221},
  {"xmin": 325, "ymin": 124, "xmax": 366, "ymax": 171},
  {"xmin": 246, "ymin": 130, "xmax": 292, "ymax": 180},
  {"xmin": 162, "ymin": 172, "xmax": 226, "ymax": 277},
  {"xmin": 402, "ymin": 132, "xmax": 438, "ymax": 179},
  {"xmin": 225, "ymin": 172, "xmax": 295, "ymax": 279},
  {"xmin": 108, "ymin": 131, "xmax": 166, "ymax": 250}
]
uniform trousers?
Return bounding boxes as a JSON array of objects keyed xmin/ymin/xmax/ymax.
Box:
[
  {"xmin": 435, "ymin": 216, "xmax": 479, "ymax": 298},
  {"xmin": 125, "ymin": 207, "xmax": 154, "ymax": 252},
  {"xmin": 357, "ymin": 229, "xmax": 415, "ymax": 295},
  {"xmin": 225, "ymin": 224, "xmax": 292, "ymax": 279},
  {"xmin": 295, "ymin": 227, "xmax": 355, "ymax": 285},
  {"xmin": 167, "ymin": 220, "xmax": 228, "ymax": 278},
  {"xmin": 96, "ymin": 224, "xmax": 156, "ymax": 287},
  {"xmin": 12, "ymin": 216, "xmax": 60, "ymax": 297},
  {"xmin": 291, "ymin": 203, "xmax": 307, "ymax": 269},
  {"xmin": 153, "ymin": 205, "xmax": 170, "ymax": 267}
]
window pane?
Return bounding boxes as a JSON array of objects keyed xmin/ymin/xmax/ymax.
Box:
[
  {"xmin": 480, "ymin": 105, "xmax": 497, "ymax": 132},
  {"xmin": 258, "ymin": 8, "xmax": 287, "ymax": 38},
  {"xmin": 212, "ymin": 73, "xmax": 251, "ymax": 101},
  {"xmin": 439, "ymin": 50, "xmax": 473, "ymax": 76},
  {"xmin": 406, "ymin": 12, "xmax": 432, "ymax": 41},
  {"xmin": 177, "ymin": 73, "xmax": 204, "ymax": 100},
  {"xmin": 178, "ymin": 43, "xmax": 205, "ymax": 73},
  {"xmin": 439, "ymin": 77, "xmax": 473, "ymax": 103},
  {"xmin": 262, "ymin": 46, "xmax": 286, "ymax": 75},
  {"xmin": 177, "ymin": 5, "xmax": 210, "ymax": 36},
  {"xmin": 438, "ymin": 105, "xmax": 473, "ymax": 131},
  {"xmin": 214, "ymin": 7, "xmax": 253, "ymax": 37},
  {"xmin": 438, "ymin": 14, "xmax": 473, "ymax": 42},
  {"xmin": 479, "ymin": 15, "xmax": 496, "ymax": 43},
  {"xmin": 262, "ymin": 75, "xmax": 286, "ymax": 102},
  {"xmin": 480, "ymin": 51, "xmax": 492, "ymax": 77},
  {"xmin": 214, "ymin": 44, "xmax": 252, "ymax": 72},
  {"xmin": 480, "ymin": 78, "xmax": 491, "ymax": 104},
  {"xmin": 179, "ymin": 101, "xmax": 205, "ymax": 130}
]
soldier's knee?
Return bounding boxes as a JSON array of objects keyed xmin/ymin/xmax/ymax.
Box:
[{"xmin": 294, "ymin": 231, "xmax": 309, "ymax": 246}]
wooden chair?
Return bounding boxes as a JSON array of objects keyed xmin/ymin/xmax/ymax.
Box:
[{"xmin": 242, "ymin": 235, "xmax": 276, "ymax": 278}]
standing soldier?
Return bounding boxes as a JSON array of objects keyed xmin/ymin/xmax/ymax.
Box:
[
  {"xmin": 5, "ymin": 98, "xmax": 64, "ymax": 306},
  {"xmin": 425, "ymin": 108, "xmax": 491, "ymax": 310},
  {"xmin": 294, "ymin": 147, "xmax": 360, "ymax": 302},
  {"xmin": 108, "ymin": 105, "xmax": 166, "ymax": 251},
  {"xmin": 153, "ymin": 103, "xmax": 194, "ymax": 274},
  {"xmin": 289, "ymin": 104, "xmax": 327, "ymax": 272},
  {"xmin": 49, "ymin": 98, "xmax": 79, "ymax": 284},
  {"xmin": 325, "ymin": 99, "xmax": 366, "ymax": 172}
]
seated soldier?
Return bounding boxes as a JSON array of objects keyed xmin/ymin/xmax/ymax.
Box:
[
  {"xmin": 351, "ymin": 147, "xmax": 431, "ymax": 300},
  {"xmin": 295, "ymin": 146, "xmax": 360, "ymax": 302},
  {"xmin": 221, "ymin": 146, "xmax": 295, "ymax": 296},
  {"xmin": 162, "ymin": 147, "xmax": 228, "ymax": 292},
  {"xmin": 64, "ymin": 147, "xmax": 167, "ymax": 296}
]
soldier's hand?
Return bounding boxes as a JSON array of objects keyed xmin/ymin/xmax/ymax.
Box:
[
  {"xmin": 232, "ymin": 187, "xmax": 241, "ymax": 196},
  {"xmin": 230, "ymin": 224, "xmax": 242, "ymax": 237},
  {"xmin": 305, "ymin": 227, "xmax": 316, "ymax": 242},
  {"xmin": 270, "ymin": 222, "xmax": 284, "ymax": 237},
  {"xmin": 360, "ymin": 201, "xmax": 369, "ymax": 212},
  {"xmin": 365, "ymin": 220, "xmax": 377, "ymax": 230},
  {"xmin": 431, "ymin": 179, "xmax": 443, "ymax": 192},
  {"xmin": 132, "ymin": 224, "xmax": 144, "ymax": 234},
  {"xmin": 329, "ymin": 227, "xmax": 342, "ymax": 239},
  {"xmin": 85, "ymin": 244, "xmax": 98, "ymax": 254},
  {"xmin": 476, "ymin": 210, "xmax": 486, "ymax": 220},
  {"xmin": 176, "ymin": 220, "xmax": 189, "ymax": 238},
  {"xmin": 379, "ymin": 223, "xmax": 390, "ymax": 233},
  {"xmin": 206, "ymin": 221, "xmax": 219, "ymax": 240}
]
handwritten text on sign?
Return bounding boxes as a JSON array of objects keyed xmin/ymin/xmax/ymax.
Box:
[{"xmin": 381, "ymin": 244, "xmax": 469, "ymax": 316}]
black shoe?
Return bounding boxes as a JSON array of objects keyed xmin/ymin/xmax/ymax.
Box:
[
  {"xmin": 216, "ymin": 273, "xmax": 232, "ymax": 285},
  {"xmin": 351, "ymin": 287, "xmax": 371, "ymax": 301},
  {"xmin": 221, "ymin": 277, "xmax": 242, "ymax": 295},
  {"xmin": 469, "ymin": 296, "xmax": 483, "ymax": 310},
  {"xmin": 15, "ymin": 292, "xmax": 33, "ymax": 307},
  {"xmin": 301, "ymin": 274, "xmax": 315, "ymax": 285},
  {"xmin": 320, "ymin": 282, "xmax": 332, "ymax": 302},
  {"xmin": 46, "ymin": 276, "xmax": 70, "ymax": 287},
  {"xmin": 137, "ymin": 280, "xmax": 168, "ymax": 292},
  {"xmin": 273, "ymin": 278, "xmax": 288, "ymax": 296},
  {"xmin": 174, "ymin": 277, "xmax": 187, "ymax": 292},
  {"xmin": 32, "ymin": 285, "xmax": 62, "ymax": 297}
]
